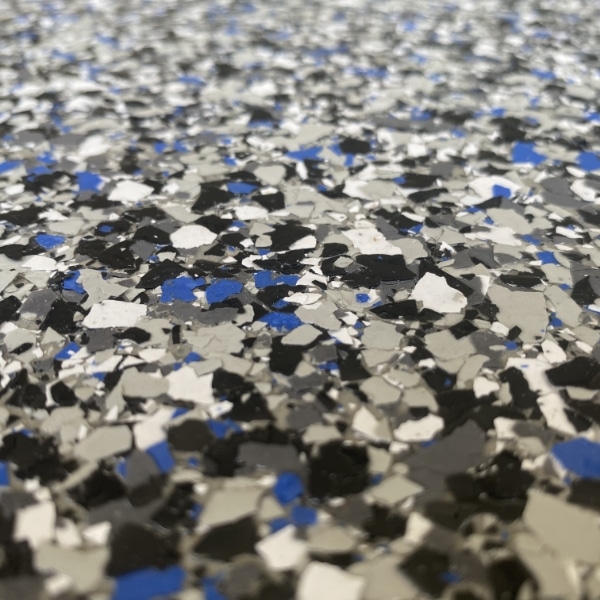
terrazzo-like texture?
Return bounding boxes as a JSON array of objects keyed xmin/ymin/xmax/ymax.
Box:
[{"xmin": 2, "ymin": 0, "xmax": 600, "ymax": 598}]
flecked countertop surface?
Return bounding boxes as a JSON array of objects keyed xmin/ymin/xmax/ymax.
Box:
[{"xmin": 1, "ymin": 0, "xmax": 600, "ymax": 598}]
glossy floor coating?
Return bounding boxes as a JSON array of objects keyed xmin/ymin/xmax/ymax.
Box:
[{"xmin": 1, "ymin": 0, "xmax": 600, "ymax": 598}]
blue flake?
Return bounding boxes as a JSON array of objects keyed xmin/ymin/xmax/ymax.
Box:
[
  {"xmin": 521, "ymin": 234, "xmax": 541, "ymax": 246},
  {"xmin": 202, "ymin": 577, "xmax": 228, "ymax": 600},
  {"xmin": 207, "ymin": 419, "xmax": 241, "ymax": 439},
  {"xmin": 254, "ymin": 271, "xmax": 299, "ymax": 289},
  {"xmin": 483, "ymin": 216, "xmax": 494, "ymax": 225},
  {"xmin": 559, "ymin": 283, "xmax": 571, "ymax": 291},
  {"xmin": 178, "ymin": 75, "xmax": 204, "ymax": 86},
  {"xmin": 285, "ymin": 146, "xmax": 322, "ymax": 161},
  {"xmin": 115, "ymin": 458, "xmax": 127, "ymax": 478},
  {"xmin": 206, "ymin": 279, "xmax": 243, "ymax": 304},
  {"xmin": 290, "ymin": 505, "xmax": 317, "ymax": 527},
  {"xmin": 584, "ymin": 112, "xmax": 600, "ymax": 123},
  {"xmin": 319, "ymin": 361, "xmax": 339, "ymax": 372},
  {"xmin": 223, "ymin": 156, "xmax": 236, "ymax": 166},
  {"xmin": 355, "ymin": 293, "xmax": 369, "ymax": 303},
  {"xmin": 269, "ymin": 517, "xmax": 290, "ymax": 533},
  {"xmin": 273, "ymin": 472, "xmax": 304, "ymax": 505},
  {"xmin": 440, "ymin": 572, "xmax": 461, "ymax": 583},
  {"xmin": 188, "ymin": 503, "xmax": 203, "ymax": 521},
  {"xmin": 370, "ymin": 473, "xmax": 384, "ymax": 486},
  {"xmin": 393, "ymin": 176, "xmax": 406, "ymax": 185},
  {"xmin": 183, "ymin": 352, "xmax": 202, "ymax": 364},
  {"xmin": 504, "ymin": 341, "xmax": 518, "ymax": 350},
  {"xmin": 549, "ymin": 312, "xmax": 563, "ymax": 328},
  {"xmin": 512, "ymin": 142, "xmax": 546, "ymax": 165},
  {"xmin": 62, "ymin": 271, "xmax": 85, "ymax": 294},
  {"xmin": 36, "ymin": 233, "xmax": 65, "ymax": 249},
  {"xmin": 551, "ymin": 438, "xmax": 600, "ymax": 479},
  {"xmin": 171, "ymin": 408, "xmax": 189, "ymax": 419},
  {"xmin": 154, "ymin": 141, "xmax": 167, "ymax": 154},
  {"xmin": 0, "ymin": 160, "xmax": 22, "ymax": 174},
  {"xmin": 55, "ymin": 342, "xmax": 80, "ymax": 361},
  {"xmin": 147, "ymin": 441, "xmax": 176, "ymax": 473},
  {"xmin": 173, "ymin": 140, "xmax": 188, "ymax": 153},
  {"xmin": 76, "ymin": 171, "xmax": 103, "ymax": 192},
  {"xmin": 259, "ymin": 312, "xmax": 303, "ymax": 331},
  {"xmin": 98, "ymin": 225, "xmax": 113, "ymax": 233},
  {"xmin": 27, "ymin": 165, "xmax": 52, "ymax": 177},
  {"xmin": 492, "ymin": 184, "xmax": 512, "ymax": 198},
  {"xmin": 111, "ymin": 566, "xmax": 185, "ymax": 600},
  {"xmin": 490, "ymin": 107, "xmax": 506, "ymax": 117},
  {"xmin": 0, "ymin": 463, "xmax": 9, "ymax": 486},
  {"xmin": 537, "ymin": 251, "xmax": 559, "ymax": 265},
  {"xmin": 329, "ymin": 143, "xmax": 343, "ymax": 156},
  {"xmin": 410, "ymin": 107, "xmax": 432, "ymax": 121},
  {"xmin": 37, "ymin": 151, "xmax": 55, "ymax": 165},
  {"xmin": 160, "ymin": 276, "xmax": 205, "ymax": 303},
  {"xmin": 577, "ymin": 151, "xmax": 600, "ymax": 172},
  {"xmin": 530, "ymin": 69, "xmax": 555, "ymax": 80}
]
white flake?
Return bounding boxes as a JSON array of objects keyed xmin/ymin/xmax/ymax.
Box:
[
  {"xmin": 469, "ymin": 175, "xmax": 520, "ymax": 198},
  {"xmin": 14, "ymin": 501, "xmax": 56, "ymax": 549},
  {"xmin": 393, "ymin": 414, "xmax": 444, "ymax": 442},
  {"xmin": 166, "ymin": 367, "xmax": 214, "ymax": 403},
  {"xmin": 82, "ymin": 300, "xmax": 146, "ymax": 329},
  {"xmin": 298, "ymin": 562, "xmax": 366, "ymax": 600},
  {"xmin": 410, "ymin": 272, "xmax": 467, "ymax": 313},
  {"xmin": 170, "ymin": 224, "xmax": 218, "ymax": 249},
  {"xmin": 235, "ymin": 205, "xmax": 268, "ymax": 220},
  {"xmin": 22, "ymin": 256, "xmax": 57, "ymax": 271},
  {"xmin": 255, "ymin": 525, "xmax": 309, "ymax": 571},
  {"xmin": 352, "ymin": 406, "xmax": 391, "ymax": 442},
  {"xmin": 342, "ymin": 223, "xmax": 403, "ymax": 255},
  {"xmin": 108, "ymin": 180, "xmax": 154, "ymax": 203}
]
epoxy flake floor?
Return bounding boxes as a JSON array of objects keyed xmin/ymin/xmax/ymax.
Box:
[{"xmin": 1, "ymin": 0, "xmax": 600, "ymax": 598}]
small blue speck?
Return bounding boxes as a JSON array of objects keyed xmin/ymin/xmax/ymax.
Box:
[
  {"xmin": 55, "ymin": 342, "xmax": 80, "ymax": 361},
  {"xmin": 207, "ymin": 419, "xmax": 241, "ymax": 439},
  {"xmin": 161, "ymin": 276, "xmax": 205, "ymax": 303},
  {"xmin": 206, "ymin": 279, "xmax": 243, "ymax": 304},
  {"xmin": 154, "ymin": 141, "xmax": 167, "ymax": 154},
  {"xmin": 36, "ymin": 233, "xmax": 65, "ymax": 249},
  {"xmin": 551, "ymin": 438, "xmax": 600, "ymax": 479},
  {"xmin": 273, "ymin": 472, "xmax": 304, "ymax": 505},
  {"xmin": 259, "ymin": 312, "xmax": 303, "ymax": 331},
  {"xmin": 577, "ymin": 151, "xmax": 600, "ymax": 172},
  {"xmin": 549, "ymin": 312, "xmax": 563, "ymax": 327},
  {"xmin": 537, "ymin": 251, "xmax": 559, "ymax": 265},
  {"xmin": 147, "ymin": 441, "xmax": 176, "ymax": 473},
  {"xmin": 355, "ymin": 293, "xmax": 369, "ymax": 303},
  {"xmin": 269, "ymin": 517, "xmax": 290, "ymax": 533},
  {"xmin": 286, "ymin": 146, "xmax": 322, "ymax": 161},
  {"xmin": 512, "ymin": 141, "xmax": 546, "ymax": 166},
  {"xmin": 183, "ymin": 352, "xmax": 202, "ymax": 364},
  {"xmin": 0, "ymin": 160, "xmax": 22, "ymax": 174},
  {"xmin": 290, "ymin": 505, "xmax": 317, "ymax": 527},
  {"xmin": 76, "ymin": 171, "xmax": 103, "ymax": 192},
  {"xmin": 202, "ymin": 577, "xmax": 228, "ymax": 600},
  {"xmin": 0, "ymin": 463, "xmax": 9, "ymax": 486},
  {"xmin": 492, "ymin": 184, "xmax": 512, "ymax": 198},
  {"xmin": 521, "ymin": 234, "xmax": 541, "ymax": 246},
  {"xmin": 254, "ymin": 271, "xmax": 299, "ymax": 289},
  {"xmin": 504, "ymin": 341, "xmax": 518, "ymax": 350},
  {"xmin": 63, "ymin": 271, "xmax": 85, "ymax": 294},
  {"xmin": 111, "ymin": 566, "xmax": 185, "ymax": 600}
]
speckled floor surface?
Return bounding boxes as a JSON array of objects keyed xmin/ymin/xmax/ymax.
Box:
[{"xmin": 1, "ymin": 0, "xmax": 600, "ymax": 598}]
